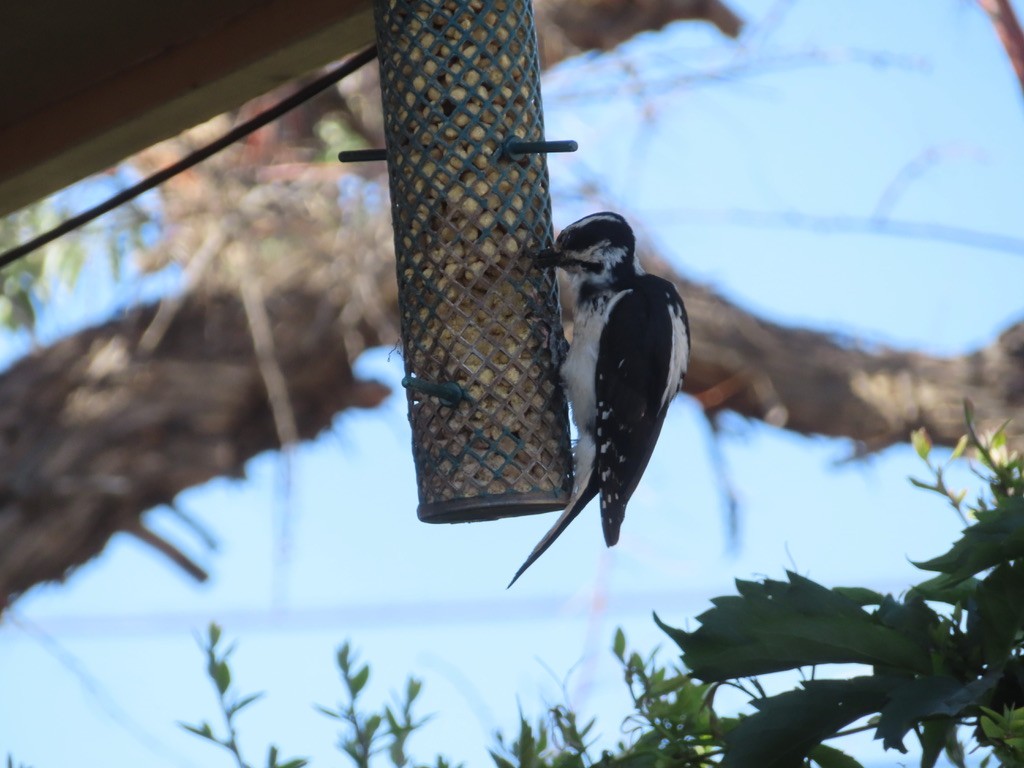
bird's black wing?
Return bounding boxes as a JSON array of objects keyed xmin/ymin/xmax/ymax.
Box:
[{"xmin": 595, "ymin": 278, "xmax": 677, "ymax": 545}]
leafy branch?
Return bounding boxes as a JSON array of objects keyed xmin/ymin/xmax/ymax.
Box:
[
  {"xmin": 657, "ymin": 405, "xmax": 1024, "ymax": 768},
  {"xmin": 179, "ymin": 623, "xmax": 306, "ymax": 768}
]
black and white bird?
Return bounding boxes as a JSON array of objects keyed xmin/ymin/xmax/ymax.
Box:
[{"xmin": 508, "ymin": 212, "xmax": 690, "ymax": 587}]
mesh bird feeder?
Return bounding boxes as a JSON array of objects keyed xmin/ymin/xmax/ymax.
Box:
[{"xmin": 366, "ymin": 0, "xmax": 574, "ymax": 522}]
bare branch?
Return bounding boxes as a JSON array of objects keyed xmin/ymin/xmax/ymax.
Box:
[
  {"xmin": 126, "ymin": 523, "xmax": 209, "ymax": 583},
  {"xmin": 978, "ymin": 0, "xmax": 1024, "ymax": 97},
  {"xmin": 644, "ymin": 206, "xmax": 1024, "ymax": 258}
]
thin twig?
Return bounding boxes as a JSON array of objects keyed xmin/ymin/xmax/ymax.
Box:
[
  {"xmin": 645, "ymin": 207, "xmax": 1024, "ymax": 258},
  {"xmin": 7, "ymin": 612, "xmax": 194, "ymax": 768},
  {"xmin": 872, "ymin": 143, "xmax": 986, "ymax": 221},
  {"xmin": 236, "ymin": 256, "xmax": 299, "ymax": 608},
  {"xmin": 238, "ymin": 267, "xmax": 299, "ymax": 449},
  {"xmin": 127, "ymin": 522, "xmax": 209, "ymax": 583},
  {"xmin": 137, "ymin": 227, "xmax": 225, "ymax": 354}
]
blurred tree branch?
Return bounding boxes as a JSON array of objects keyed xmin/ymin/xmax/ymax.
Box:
[{"xmin": 978, "ymin": 0, "xmax": 1024, "ymax": 96}]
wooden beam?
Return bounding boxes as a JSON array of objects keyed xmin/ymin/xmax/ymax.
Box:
[{"xmin": 0, "ymin": 0, "xmax": 374, "ymax": 216}]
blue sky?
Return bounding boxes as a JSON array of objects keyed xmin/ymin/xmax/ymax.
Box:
[{"xmin": 3, "ymin": 2, "xmax": 1024, "ymax": 767}]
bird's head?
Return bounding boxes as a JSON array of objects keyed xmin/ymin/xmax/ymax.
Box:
[{"xmin": 534, "ymin": 212, "xmax": 640, "ymax": 284}]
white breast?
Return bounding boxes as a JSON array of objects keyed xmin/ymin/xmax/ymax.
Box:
[{"xmin": 562, "ymin": 291, "xmax": 630, "ymax": 433}]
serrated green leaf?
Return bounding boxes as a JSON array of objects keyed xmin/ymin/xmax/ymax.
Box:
[
  {"xmin": 721, "ymin": 676, "xmax": 897, "ymax": 768},
  {"xmin": 914, "ymin": 500, "xmax": 1024, "ymax": 582},
  {"xmin": 918, "ymin": 719, "xmax": 955, "ymax": 768},
  {"xmin": 832, "ymin": 587, "xmax": 885, "ymax": 606},
  {"xmin": 875, "ymin": 674, "xmax": 998, "ymax": 751},
  {"xmin": 657, "ymin": 572, "xmax": 931, "ymax": 681},
  {"xmin": 807, "ymin": 743, "xmax": 863, "ymax": 768},
  {"xmin": 875, "ymin": 592, "xmax": 940, "ymax": 647},
  {"xmin": 972, "ymin": 561, "xmax": 1024, "ymax": 664},
  {"xmin": 909, "ymin": 573, "xmax": 979, "ymax": 605}
]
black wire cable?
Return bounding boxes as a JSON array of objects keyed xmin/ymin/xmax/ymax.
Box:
[{"xmin": 0, "ymin": 44, "xmax": 379, "ymax": 272}]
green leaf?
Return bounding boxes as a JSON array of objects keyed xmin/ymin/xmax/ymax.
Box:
[
  {"xmin": 230, "ymin": 692, "xmax": 264, "ymax": 716},
  {"xmin": 972, "ymin": 561, "xmax": 1024, "ymax": 664},
  {"xmin": 657, "ymin": 572, "xmax": 931, "ymax": 681},
  {"xmin": 179, "ymin": 721, "xmax": 217, "ymax": 743},
  {"xmin": 209, "ymin": 623, "xmax": 222, "ymax": 649},
  {"xmin": 314, "ymin": 704, "xmax": 341, "ymax": 719},
  {"xmin": 613, "ymin": 628, "xmax": 627, "ymax": 661},
  {"xmin": 909, "ymin": 573, "xmax": 979, "ymax": 606},
  {"xmin": 914, "ymin": 500, "xmax": 1024, "ymax": 582},
  {"xmin": 909, "ymin": 477, "xmax": 939, "ymax": 492},
  {"xmin": 807, "ymin": 743, "xmax": 863, "ymax": 768},
  {"xmin": 213, "ymin": 660, "xmax": 231, "ymax": 695},
  {"xmin": 349, "ymin": 665, "xmax": 370, "ymax": 697},
  {"xmin": 721, "ymin": 676, "xmax": 897, "ymax": 768},
  {"xmin": 912, "ymin": 428, "xmax": 932, "ymax": 461},
  {"xmin": 918, "ymin": 719, "xmax": 955, "ymax": 768},
  {"xmin": 277, "ymin": 760, "xmax": 309, "ymax": 768},
  {"xmin": 832, "ymin": 587, "xmax": 885, "ymax": 607},
  {"xmin": 875, "ymin": 592, "xmax": 940, "ymax": 647},
  {"xmin": 407, "ymin": 677, "xmax": 422, "ymax": 703},
  {"xmin": 875, "ymin": 674, "xmax": 998, "ymax": 751},
  {"xmin": 365, "ymin": 713, "xmax": 383, "ymax": 740},
  {"xmin": 950, "ymin": 434, "xmax": 969, "ymax": 461}
]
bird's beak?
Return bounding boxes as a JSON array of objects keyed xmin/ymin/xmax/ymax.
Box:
[{"xmin": 533, "ymin": 246, "xmax": 560, "ymax": 269}]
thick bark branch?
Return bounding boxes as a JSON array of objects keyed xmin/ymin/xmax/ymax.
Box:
[
  {"xmin": 0, "ymin": 290, "xmax": 389, "ymax": 610},
  {"xmin": 660, "ymin": 262, "xmax": 1024, "ymax": 451},
  {"xmin": 535, "ymin": 0, "xmax": 743, "ymax": 66}
]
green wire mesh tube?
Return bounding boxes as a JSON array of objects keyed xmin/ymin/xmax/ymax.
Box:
[{"xmin": 374, "ymin": 0, "xmax": 572, "ymax": 522}]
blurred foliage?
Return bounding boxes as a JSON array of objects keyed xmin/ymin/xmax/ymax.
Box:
[
  {"xmin": 0, "ymin": 180, "xmax": 153, "ymax": 333},
  {"xmin": 179, "ymin": 624, "xmax": 308, "ymax": 768},
  {"xmin": 181, "ymin": 405, "xmax": 1024, "ymax": 767}
]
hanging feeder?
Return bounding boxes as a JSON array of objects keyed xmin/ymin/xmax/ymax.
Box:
[{"xmin": 347, "ymin": 0, "xmax": 574, "ymax": 523}]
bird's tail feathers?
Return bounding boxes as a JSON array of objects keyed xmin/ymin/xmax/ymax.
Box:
[
  {"xmin": 601, "ymin": 500, "xmax": 625, "ymax": 546},
  {"xmin": 507, "ymin": 474, "xmax": 598, "ymax": 588}
]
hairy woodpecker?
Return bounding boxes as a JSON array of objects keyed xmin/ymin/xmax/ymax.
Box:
[{"xmin": 508, "ymin": 212, "xmax": 690, "ymax": 587}]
